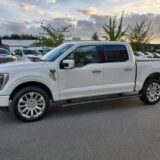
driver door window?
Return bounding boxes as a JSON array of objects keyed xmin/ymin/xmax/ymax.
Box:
[{"xmin": 65, "ymin": 46, "xmax": 99, "ymax": 67}]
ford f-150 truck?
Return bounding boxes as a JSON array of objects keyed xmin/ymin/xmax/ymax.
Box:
[{"xmin": 0, "ymin": 41, "xmax": 160, "ymax": 122}]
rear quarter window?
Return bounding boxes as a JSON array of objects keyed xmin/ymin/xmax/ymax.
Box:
[{"xmin": 103, "ymin": 45, "xmax": 129, "ymax": 63}]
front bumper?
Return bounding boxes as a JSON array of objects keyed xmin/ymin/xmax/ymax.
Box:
[{"xmin": 0, "ymin": 95, "xmax": 10, "ymax": 107}]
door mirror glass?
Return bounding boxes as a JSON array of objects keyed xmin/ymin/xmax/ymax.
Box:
[{"xmin": 62, "ymin": 59, "xmax": 75, "ymax": 69}]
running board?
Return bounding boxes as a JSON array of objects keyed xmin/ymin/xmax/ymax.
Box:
[{"xmin": 62, "ymin": 94, "xmax": 141, "ymax": 107}]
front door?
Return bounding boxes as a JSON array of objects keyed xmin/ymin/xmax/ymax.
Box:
[{"xmin": 58, "ymin": 45, "xmax": 104, "ymax": 100}]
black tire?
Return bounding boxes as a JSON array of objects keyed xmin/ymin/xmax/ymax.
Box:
[
  {"xmin": 140, "ymin": 79, "xmax": 160, "ymax": 105},
  {"xmin": 10, "ymin": 86, "xmax": 50, "ymax": 122}
]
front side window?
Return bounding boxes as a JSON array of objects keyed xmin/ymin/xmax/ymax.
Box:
[
  {"xmin": 65, "ymin": 46, "xmax": 99, "ymax": 67},
  {"xmin": 104, "ymin": 45, "xmax": 129, "ymax": 62}
]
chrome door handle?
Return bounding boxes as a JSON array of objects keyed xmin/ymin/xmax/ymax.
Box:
[
  {"xmin": 124, "ymin": 67, "xmax": 133, "ymax": 71},
  {"xmin": 92, "ymin": 70, "xmax": 102, "ymax": 73}
]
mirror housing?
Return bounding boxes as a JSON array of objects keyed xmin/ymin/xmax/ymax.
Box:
[
  {"xmin": 12, "ymin": 51, "xmax": 22, "ymax": 57},
  {"xmin": 62, "ymin": 59, "xmax": 75, "ymax": 69},
  {"xmin": 11, "ymin": 52, "xmax": 16, "ymax": 56}
]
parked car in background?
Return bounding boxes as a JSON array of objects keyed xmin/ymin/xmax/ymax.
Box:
[
  {"xmin": 12, "ymin": 49, "xmax": 42, "ymax": 60},
  {"xmin": 30, "ymin": 47, "xmax": 53, "ymax": 55},
  {"xmin": 152, "ymin": 53, "xmax": 160, "ymax": 58},
  {"xmin": 37, "ymin": 49, "xmax": 45, "ymax": 55},
  {"xmin": 0, "ymin": 48, "xmax": 16, "ymax": 64},
  {"xmin": 144, "ymin": 52, "xmax": 154, "ymax": 58},
  {"xmin": 43, "ymin": 47, "xmax": 53, "ymax": 54},
  {"xmin": 134, "ymin": 52, "xmax": 146, "ymax": 59},
  {"xmin": 0, "ymin": 44, "xmax": 10, "ymax": 52},
  {"xmin": 0, "ymin": 39, "xmax": 10, "ymax": 52}
]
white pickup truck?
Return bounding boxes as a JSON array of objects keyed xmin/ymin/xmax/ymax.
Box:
[{"xmin": 0, "ymin": 41, "xmax": 160, "ymax": 122}]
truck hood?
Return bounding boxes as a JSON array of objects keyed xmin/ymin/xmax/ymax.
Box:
[
  {"xmin": 0, "ymin": 54, "xmax": 13, "ymax": 58},
  {"xmin": 0, "ymin": 60, "xmax": 50, "ymax": 72}
]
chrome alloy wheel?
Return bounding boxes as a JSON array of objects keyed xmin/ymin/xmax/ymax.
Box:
[
  {"xmin": 17, "ymin": 92, "xmax": 45, "ymax": 119},
  {"xmin": 146, "ymin": 82, "xmax": 160, "ymax": 103}
]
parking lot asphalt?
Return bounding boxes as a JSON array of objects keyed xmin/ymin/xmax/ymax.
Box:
[{"xmin": 0, "ymin": 97, "xmax": 160, "ymax": 160}]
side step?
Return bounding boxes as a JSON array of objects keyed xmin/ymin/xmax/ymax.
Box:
[{"xmin": 62, "ymin": 94, "xmax": 141, "ymax": 107}]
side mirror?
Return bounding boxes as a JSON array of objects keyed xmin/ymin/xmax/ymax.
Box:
[
  {"xmin": 62, "ymin": 59, "xmax": 75, "ymax": 69},
  {"xmin": 11, "ymin": 52, "xmax": 16, "ymax": 56},
  {"xmin": 12, "ymin": 51, "xmax": 22, "ymax": 57}
]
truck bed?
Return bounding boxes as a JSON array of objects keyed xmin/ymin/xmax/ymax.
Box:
[
  {"xmin": 136, "ymin": 58, "xmax": 160, "ymax": 62},
  {"xmin": 135, "ymin": 58, "xmax": 160, "ymax": 92}
]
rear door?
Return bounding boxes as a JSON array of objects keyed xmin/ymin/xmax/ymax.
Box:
[{"xmin": 103, "ymin": 45, "xmax": 136, "ymax": 94}]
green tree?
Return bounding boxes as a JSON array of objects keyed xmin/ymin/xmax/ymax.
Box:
[
  {"xmin": 92, "ymin": 32, "xmax": 99, "ymax": 40},
  {"xmin": 33, "ymin": 24, "xmax": 71, "ymax": 47},
  {"xmin": 127, "ymin": 20, "xmax": 153, "ymax": 51},
  {"xmin": 103, "ymin": 12, "xmax": 127, "ymax": 41},
  {"xmin": 2, "ymin": 34, "xmax": 38, "ymax": 40}
]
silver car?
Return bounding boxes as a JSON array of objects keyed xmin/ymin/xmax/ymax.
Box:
[
  {"xmin": 12, "ymin": 49, "xmax": 42, "ymax": 60},
  {"xmin": 0, "ymin": 48, "xmax": 16, "ymax": 63}
]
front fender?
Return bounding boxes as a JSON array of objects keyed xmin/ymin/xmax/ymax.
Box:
[{"xmin": 0, "ymin": 75, "xmax": 59, "ymax": 100}]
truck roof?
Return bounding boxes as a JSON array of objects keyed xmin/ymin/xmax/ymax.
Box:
[{"xmin": 65, "ymin": 41, "xmax": 128, "ymax": 45}]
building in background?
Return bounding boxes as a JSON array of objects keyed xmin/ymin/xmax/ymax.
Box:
[
  {"xmin": 1, "ymin": 37, "xmax": 83, "ymax": 51},
  {"xmin": 149, "ymin": 44, "xmax": 160, "ymax": 51},
  {"xmin": 2, "ymin": 39, "xmax": 38, "ymax": 51}
]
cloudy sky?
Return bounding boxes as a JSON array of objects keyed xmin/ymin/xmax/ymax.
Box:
[{"xmin": 0, "ymin": 0, "xmax": 160, "ymax": 43}]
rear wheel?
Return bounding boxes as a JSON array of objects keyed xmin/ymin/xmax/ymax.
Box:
[
  {"xmin": 140, "ymin": 79, "xmax": 160, "ymax": 105},
  {"xmin": 11, "ymin": 86, "xmax": 49, "ymax": 122}
]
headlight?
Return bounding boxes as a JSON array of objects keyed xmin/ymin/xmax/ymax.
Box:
[
  {"xmin": 0, "ymin": 74, "xmax": 9, "ymax": 90},
  {"xmin": 12, "ymin": 56, "xmax": 17, "ymax": 61}
]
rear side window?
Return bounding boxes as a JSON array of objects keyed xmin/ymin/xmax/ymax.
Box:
[{"xmin": 104, "ymin": 45, "xmax": 129, "ymax": 62}]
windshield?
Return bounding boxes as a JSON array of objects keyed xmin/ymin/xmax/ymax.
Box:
[
  {"xmin": 23, "ymin": 50, "xmax": 41, "ymax": 56},
  {"xmin": 0, "ymin": 49, "xmax": 10, "ymax": 55},
  {"xmin": 41, "ymin": 43, "xmax": 74, "ymax": 62},
  {"xmin": 134, "ymin": 52, "xmax": 139, "ymax": 56},
  {"xmin": 143, "ymin": 52, "xmax": 149, "ymax": 55}
]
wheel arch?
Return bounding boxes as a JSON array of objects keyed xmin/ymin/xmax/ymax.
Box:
[
  {"xmin": 9, "ymin": 81, "xmax": 53, "ymax": 101},
  {"xmin": 140, "ymin": 72, "xmax": 160, "ymax": 91}
]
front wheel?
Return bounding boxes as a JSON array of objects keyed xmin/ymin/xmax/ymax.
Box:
[
  {"xmin": 11, "ymin": 86, "xmax": 50, "ymax": 122},
  {"xmin": 140, "ymin": 79, "xmax": 160, "ymax": 105}
]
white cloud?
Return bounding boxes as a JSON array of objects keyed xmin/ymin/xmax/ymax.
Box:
[
  {"xmin": 77, "ymin": 7, "xmax": 98, "ymax": 17},
  {"xmin": 19, "ymin": 3, "xmax": 34, "ymax": 11},
  {"xmin": 46, "ymin": 0, "xmax": 56, "ymax": 4},
  {"xmin": 2, "ymin": 13, "xmax": 160, "ymax": 43},
  {"xmin": 0, "ymin": 0, "xmax": 160, "ymax": 42},
  {"xmin": 141, "ymin": 1, "xmax": 160, "ymax": 9},
  {"xmin": 19, "ymin": 3, "xmax": 46, "ymax": 16}
]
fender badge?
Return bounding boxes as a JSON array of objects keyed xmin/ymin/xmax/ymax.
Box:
[{"xmin": 50, "ymin": 69, "xmax": 56, "ymax": 81}]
